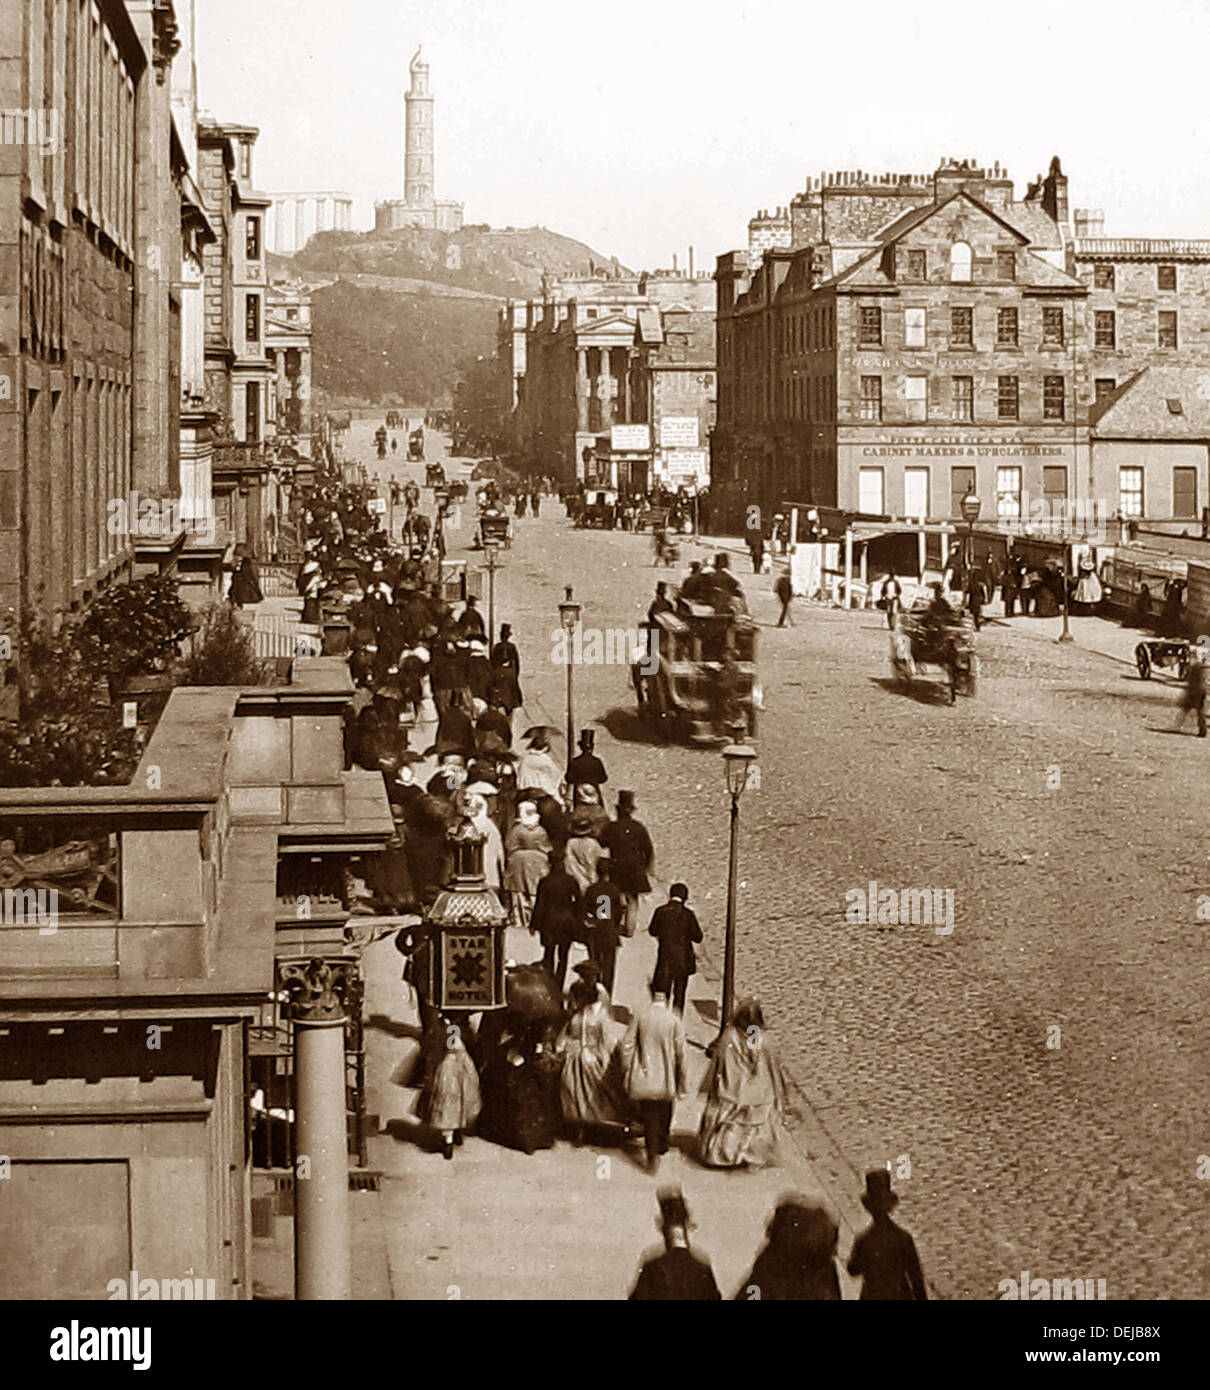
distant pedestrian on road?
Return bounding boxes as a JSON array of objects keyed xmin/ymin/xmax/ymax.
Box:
[
  {"xmin": 1175, "ymin": 647, "xmax": 1210, "ymax": 737},
  {"xmin": 620, "ymin": 981, "xmax": 686, "ymax": 1174},
  {"xmin": 420, "ymin": 1014, "xmax": 482, "ymax": 1160},
  {"xmin": 879, "ymin": 573, "xmax": 902, "ymax": 630},
  {"xmin": 846, "ymin": 1169, "xmax": 928, "ymax": 1300},
  {"xmin": 775, "ymin": 572, "xmax": 794, "ymax": 628},
  {"xmin": 649, "ymin": 882, "xmax": 701, "ymax": 1015},
  {"xmin": 629, "ymin": 1189, "xmax": 721, "ymax": 1300}
]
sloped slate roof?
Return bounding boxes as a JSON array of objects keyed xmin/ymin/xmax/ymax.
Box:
[{"xmin": 1091, "ymin": 365, "xmax": 1210, "ymax": 437}]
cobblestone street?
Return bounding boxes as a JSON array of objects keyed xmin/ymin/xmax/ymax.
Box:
[{"xmin": 433, "ymin": 490, "xmax": 1210, "ymax": 1300}]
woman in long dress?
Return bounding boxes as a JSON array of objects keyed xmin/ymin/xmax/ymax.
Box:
[
  {"xmin": 421, "ymin": 1014, "xmax": 482, "ymax": 1160},
  {"xmin": 558, "ymin": 975, "xmax": 627, "ymax": 1141},
  {"xmin": 697, "ymin": 998, "xmax": 790, "ymax": 1169},
  {"xmin": 504, "ymin": 799, "xmax": 551, "ymax": 931}
]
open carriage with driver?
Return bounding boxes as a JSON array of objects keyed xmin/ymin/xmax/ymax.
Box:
[
  {"xmin": 890, "ymin": 598, "xmax": 977, "ymax": 704},
  {"xmin": 632, "ymin": 602, "xmax": 759, "ymax": 743}
]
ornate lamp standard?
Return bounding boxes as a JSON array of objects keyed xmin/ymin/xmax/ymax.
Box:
[
  {"xmin": 718, "ymin": 737, "xmax": 758, "ymax": 1038},
  {"xmin": 558, "ymin": 586, "xmax": 581, "ymax": 776}
]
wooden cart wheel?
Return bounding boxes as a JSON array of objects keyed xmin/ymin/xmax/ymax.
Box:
[{"xmin": 1135, "ymin": 644, "xmax": 1152, "ymax": 679}]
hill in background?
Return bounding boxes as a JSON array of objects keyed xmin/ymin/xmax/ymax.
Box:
[{"xmin": 276, "ymin": 223, "xmax": 629, "ymax": 408}]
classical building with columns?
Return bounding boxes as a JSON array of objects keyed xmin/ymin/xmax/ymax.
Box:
[
  {"xmin": 374, "ymin": 46, "xmax": 464, "ymax": 234},
  {"xmin": 266, "ymin": 191, "xmax": 355, "ymax": 255},
  {"xmin": 506, "ymin": 270, "xmax": 715, "ymax": 487}
]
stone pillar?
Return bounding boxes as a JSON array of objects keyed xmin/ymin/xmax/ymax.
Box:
[
  {"xmin": 576, "ymin": 348, "xmax": 589, "ymax": 433},
  {"xmin": 294, "ymin": 198, "xmax": 305, "ymax": 253},
  {"xmin": 600, "ymin": 347, "xmax": 614, "ymax": 431},
  {"xmin": 282, "ymin": 958, "xmax": 353, "ymax": 1301},
  {"xmin": 320, "ymin": 196, "xmax": 331, "ymax": 232}
]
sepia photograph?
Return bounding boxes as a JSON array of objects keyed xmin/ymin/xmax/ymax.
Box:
[{"xmin": 0, "ymin": 0, "xmax": 1202, "ymax": 1358}]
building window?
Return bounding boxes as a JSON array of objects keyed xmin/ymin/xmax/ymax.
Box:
[
  {"xmin": 1158, "ymin": 265, "xmax": 1177, "ymax": 292},
  {"xmin": 245, "ymin": 380, "xmax": 260, "ymax": 443},
  {"xmin": 1119, "ymin": 466, "xmax": 1144, "ymax": 518},
  {"xmin": 859, "ymin": 375, "xmax": 882, "ymax": 421},
  {"xmin": 1093, "ymin": 264, "xmax": 1115, "ymax": 290},
  {"xmin": 952, "ymin": 375, "xmax": 974, "ymax": 422},
  {"xmin": 906, "ymin": 248, "xmax": 926, "ymax": 280},
  {"xmin": 904, "ymin": 467, "xmax": 929, "ymax": 519},
  {"xmin": 859, "ymin": 305, "xmax": 882, "ymax": 347},
  {"xmin": 1094, "ymin": 378, "xmax": 1115, "ymax": 401},
  {"xmin": 997, "ymin": 249, "xmax": 1016, "ymax": 281},
  {"xmin": 997, "ymin": 306, "xmax": 1019, "ymax": 347},
  {"xmin": 1043, "ymin": 466, "xmax": 1068, "ymax": 512},
  {"xmin": 1094, "ymin": 310, "xmax": 1116, "ymax": 349},
  {"xmin": 1158, "ymin": 310, "xmax": 1178, "ymax": 349},
  {"xmin": 996, "ymin": 466, "xmax": 1023, "ymax": 521},
  {"xmin": 858, "ymin": 467, "xmax": 885, "ymax": 516},
  {"xmin": 904, "ymin": 308, "xmax": 926, "ymax": 348},
  {"xmin": 997, "ymin": 375, "xmax": 1019, "ymax": 420},
  {"xmin": 904, "ymin": 375, "xmax": 927, "ymax": 422},
  {"xmin": 245, "ymin": 294, "xmax": 261, "ymax": 343},
  {"xmin": 1043, "ymin": 374, "xmax": 1065, "ymax": 419},
  {"xmin": 1174, "ymin": 466, "xmax": 1198, "ymax": 519},
  {"xmin": 1042, "ymin": 306, "xmax": 1065, "ymax": 346},
  {"xmin": 950, "ymin": 466, "xmax": 976, "ymax": 518},
  {"xmin": 287, "ymin": 307, "xmax": 298, "ymax": 321},
  {"xmin": 951, "ymin": 307, "xmax": 973, "ymax": 347},
  {"xmin": 949, "ymin": 242, "xmax": 972, "ymax": 282},
  {"xmin": 246, "ymin": 216, "xmax": 261, "ymax": 261}
]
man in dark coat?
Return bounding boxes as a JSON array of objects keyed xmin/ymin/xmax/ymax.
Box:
[
  {"xmin": 648, "ymin": 882, "xmax": 702, "ymax": 1014},
  {"xmin": 599, "ymin": 790, "xmax": 654, "ymax": 937},
  {"xmin": 475, "ymin": 704, "xmax": 513, "ymax": 749},
  {"xmin": 630, "ymin": 1189, "xmax": 721, "ymax": 1301},
  {"xmin": 566, "ymin": 727, "xmax": 607, "ymax": 791},
  {"xmin": 530, "ymin": 856, "xmax": 581, "ymax": 992},
  {"xmin": 582, "ymin": 855, "xmax": 626, "ymax": 998},
  {"xmin": 488, "ymin": 623, "xmax": 523, "ymax": 712},
  {"xmin": 457, "ymin": 596, "xmax": 486, "ymax": 638},
  {"xmin": 434, "ymin": 690, "xmax": 475, "ymax": 756},
  {"xmin": 846, "ymin": 1170, "xmax": 928, "ymax": 1300}
]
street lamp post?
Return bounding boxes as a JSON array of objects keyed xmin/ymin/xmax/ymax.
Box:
[
  {"xmin": 960, "ymin": 488, "xmax": 981, "ymax": 589},
  {"xmin": 483, "ymin": 539, "xmax": 502, "ymax": 648},
  {"xmin": 719, "ymin": 738, "xmax": 758, "ymax": 1038},
  {"xmin": 558, "ymin": 586, "xmax": 581, "ymax": 776}
]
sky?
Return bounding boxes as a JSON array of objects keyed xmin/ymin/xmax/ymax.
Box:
[{"xmin": 195, "ymin": 0, "xmax": 1210, "ymax": 270}]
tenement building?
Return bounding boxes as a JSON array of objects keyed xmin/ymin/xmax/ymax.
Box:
[{"xmin": 713, "ymin": 157, "xmax": 1210, "ymax": 533}]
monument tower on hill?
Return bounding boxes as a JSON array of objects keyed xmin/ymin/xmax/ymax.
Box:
[{"xmin": 375, "ymin": 46, "xmax": 464, "ymax": 233}]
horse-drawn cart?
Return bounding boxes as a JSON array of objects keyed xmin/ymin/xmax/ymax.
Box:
[
  {"xmin": 890, "ymin": 604, "xmax": 977, "ymax": 704},
  {"xmin": 633, "ymin": 604, "xmax": 759, "ymax": 743}
]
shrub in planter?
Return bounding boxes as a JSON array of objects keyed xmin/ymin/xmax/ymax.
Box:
[{"xmin": 177, "ymin": 603, "xmax": 272, "ymax": 687}]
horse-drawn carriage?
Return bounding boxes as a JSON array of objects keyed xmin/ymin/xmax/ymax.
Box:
[
  {"xmin": 447, "ymin": 479, "xmax": 469, "ymax": 503},
  {"xmin": 409, "ymin": 429, "xmax": 426, "ymax": 462},
  {"xmin": 632, "ymin": 603, "xmax": 759, "ymax": 743},
  {"xmin": 374, "ymin": 424, "xmax": 388, "ymax": 460},
  {"xmin": 890, "ymin": 602, "xmax": 977, "ymax": 704},
  {"xmin": 425, "ymin": 461, "xmax": 446, "ymax": 487},
  {"xmin": 475, "ymin": 508, "xmax": 512, "ymax": 550},
  {"xmin": 576, "ymin": 487, "xmax": 618, "ymax": 530},
  {"xmin": 1135, "ymin": 636, "xmax": 1193, "ymax": 680},
  {"xmin": 386, "ymin": 410, "xmax": 403, "ymax": 429}
]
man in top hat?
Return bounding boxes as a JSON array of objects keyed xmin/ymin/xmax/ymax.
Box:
[
  {"xmin": 648, "ymin": 883, "xmax": 701, "ymax": 1015},
  {"xmin": 629, "ymin": 1189, "xmax": 721, "ymax": 1300},
  {"xmin": 846, "ymin": 1170, "xmax": 928, "ymax": 1300},
  {"xmin": 599, "ymin": 790, "xmax": 654, "ymax": 938},
  {"xmin": 678, "ymin": 560, "xmax": 712, "ymax": 606},
  {"xmin": 620, "ymin": 981, "xmax": 686, "ymax": 1175},
  {"xmin": 457, "ymin": 595, "xmax": 486, "ymax": 639},
  {"xmin": 566, "ymin": 728, "xmax": 607, "ymax": 792}
]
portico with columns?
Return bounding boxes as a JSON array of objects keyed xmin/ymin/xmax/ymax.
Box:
[{"xmin": 268, "ymin": 192, "xmax": 356, "ymax": 254}]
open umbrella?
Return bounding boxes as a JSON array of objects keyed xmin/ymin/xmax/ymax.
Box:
[{"xmin": 521, "ymin": 724, "xmax": 561, "ymax": 742}]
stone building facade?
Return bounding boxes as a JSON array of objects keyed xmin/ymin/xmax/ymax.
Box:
[
  {"xmin": 711, "ymin": 158, "xmax": 1141, "ymax": 532},
  {"xmin": 0, "ymin": 0, "xmax": 200, "ymax": 631}
]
